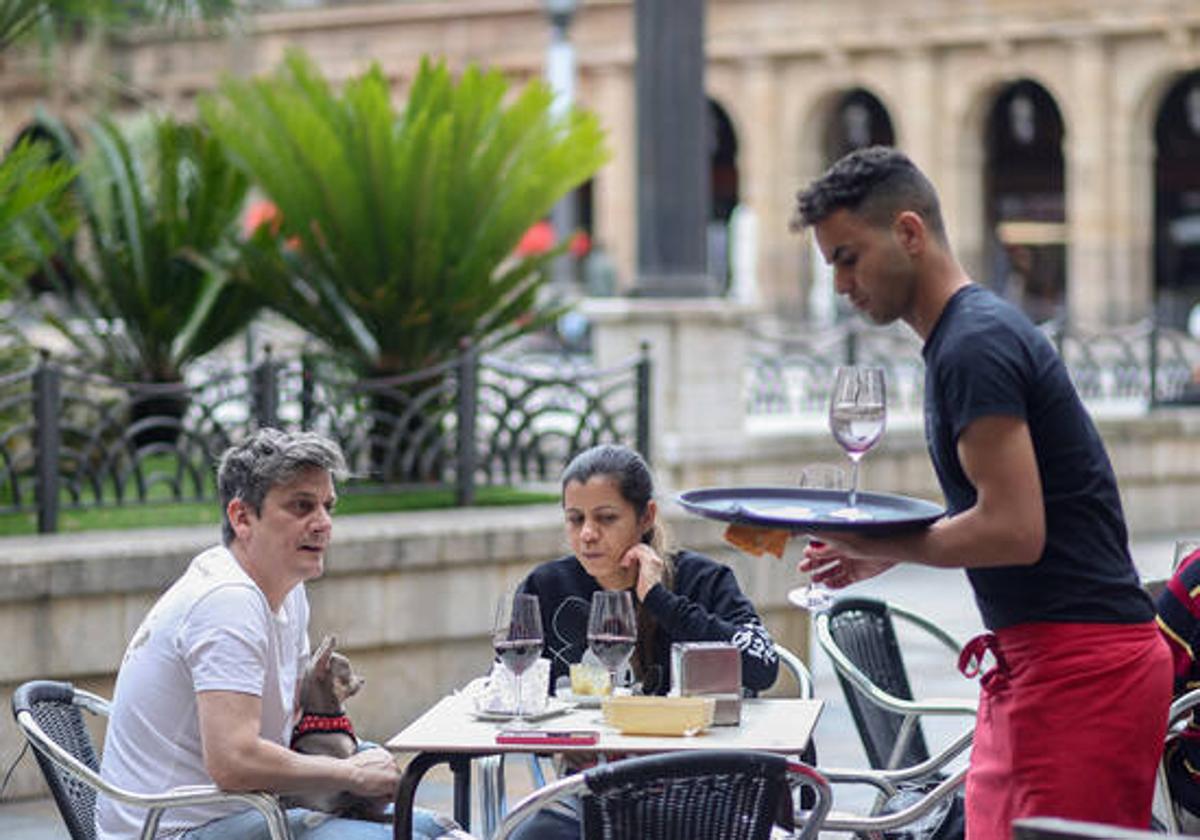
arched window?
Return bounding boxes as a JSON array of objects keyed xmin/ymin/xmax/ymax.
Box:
[
  {"xmin": 985, "ymin": 80, "xmax": 1066, "ymax": 324},
  {"xmin": 822, "ymin": 89, "xmax": 894, "ymax": 166},
  {"xmin": 1154, "ymin": 70, "xmax": 1200, "ymax": 330},
  {"xmin": 707, "ymin": 99, "xmax": 738, "ymax": 291}
]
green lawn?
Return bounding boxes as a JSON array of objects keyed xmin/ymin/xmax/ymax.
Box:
[{"xmin": 0, "ymin": 486, "xmax": 559, "ymax": 536}]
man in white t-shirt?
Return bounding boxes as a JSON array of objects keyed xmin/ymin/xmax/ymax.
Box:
[{"xmin": 96, "ymin": 428, "xmax": 468, "ymax": 840}]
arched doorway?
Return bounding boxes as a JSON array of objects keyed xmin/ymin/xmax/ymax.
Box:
[
  {"xmin": 808, "ymin": 89, "xmax": 895, "ymax": 324},
  {"xmin": 1154, "ymin": 70, "xmax": 1200, "ymax": 331},
  {"xmin": 822, "ymin": 88, "xmax": 895, "ymax": 166},
  {"xmin": 984, "ymin": 80, "xmax": 1066, "ymax": 324},
  {"xmin": 708, "ymin": 98, "xmax": 738, "ymax": 292}
]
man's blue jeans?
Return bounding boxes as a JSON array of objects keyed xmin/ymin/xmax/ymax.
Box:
[{"xmin": 181, "ymin": 805, "xmax": 462, "ymax": 840}]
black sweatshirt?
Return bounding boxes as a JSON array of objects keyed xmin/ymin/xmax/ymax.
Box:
[{"xmin": 518, "ymin": 550, "xmax": 779, "ymax": 696}]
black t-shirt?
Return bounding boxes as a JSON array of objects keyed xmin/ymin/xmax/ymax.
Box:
[
  {"xmin": 922, "ymin": 285, "xmax": 1153, "ymax": 629},
  {"xmin": 517, "ymin": 549, "xmax": 779, "ymax": 695}
]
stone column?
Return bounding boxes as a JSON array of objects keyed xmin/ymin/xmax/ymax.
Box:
[
  {"xmin": 632, "ymin": 0, "xmax": 714, "ymax": 296},
  {"xmin": 582, "ymin": 298, "xmax": 755, "ymax": 490},
  {"xmin": 591, "ymin": 62, "xmax": 637, "ymax": 292},
  {"xmin": 739, "ymin": 56, "xmax": 792, "ymax": 314},
  {"xmin": 1066, "ymin": 35, "xmax": 1113, "ymax": 326}
]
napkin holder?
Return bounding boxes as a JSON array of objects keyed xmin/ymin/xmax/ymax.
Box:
[{"xmin": 670, "ymin": 642, "xmax": 741, "ymax": 725}]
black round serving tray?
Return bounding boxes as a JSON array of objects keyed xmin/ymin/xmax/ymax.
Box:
[{"xmin": 676, "ymin": 486, "xmax": 945, "ymax": 535}]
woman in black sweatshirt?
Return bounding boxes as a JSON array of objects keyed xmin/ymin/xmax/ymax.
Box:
[{"xmin": 518, "ymin": 443, "xmax": 778, "ymax": 697}]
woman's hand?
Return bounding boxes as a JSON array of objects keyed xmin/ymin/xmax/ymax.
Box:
[
  {"xmin": 620, "ymin": 543, "xmax": 666, "ymax": 600},
  {"xmin": 800, "ymin": 534, "xmax": 897, "ymax": 588}
]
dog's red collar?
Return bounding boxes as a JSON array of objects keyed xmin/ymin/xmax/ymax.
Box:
[{"xmin": 291, "ymin": 713, "xmax": 355, "ymax": 748}]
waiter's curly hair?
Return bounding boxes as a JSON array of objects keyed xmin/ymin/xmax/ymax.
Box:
[{"xmin": 792, "ymin": 145, "xmax": 949, "ymax": 245}]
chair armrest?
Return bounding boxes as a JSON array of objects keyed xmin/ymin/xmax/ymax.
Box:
[
  {"xmin": 16, "ymin": 709, "xmax": 289, "ymax": 840},
  {"xmin": 821, "ymin": 766, "xmax": 966, "ymax": 833},
  {"xmin": 818, "ymin": 727, "xmax": 974, "ymax": 802},
  {"xmin": 494, "ymin": 772, "xmax": 588, "ymax": 840},
  {"xmin": 887, "ymin": 603, "xmax": 965, "ymax": 659},
  {"xmin": 774, "ymin": 643, "xmax": 815, "ymax": 699},
  {"xmin": 815, "ymin": 614, "xmax": 977, "ymax": 718},
  {"xmin": 786, "ymin": 763, "xmax": 832, "ymax": 840},
  {"xmin": 1170, "ymin": 686, "xmax": 1200, "ymax": 728}
]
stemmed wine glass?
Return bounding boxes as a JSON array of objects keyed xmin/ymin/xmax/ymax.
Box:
[
  {"xmin": 828, "ymin": 365, "xmax": 887, "ymax": 521},
  {"xmin": 787, "ymin": 463, "xmax": 847, "ymax": 611},
  {"xmin": 587, "ymin": 590, "xmax": 637, "ymax": 695},
  {"xmin": 493, "ymin": 592, "xmax": 544, "ymax": 727}
]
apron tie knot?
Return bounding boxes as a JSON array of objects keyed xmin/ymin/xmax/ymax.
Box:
[{"xmin": 959, "ymin": 632, "xmax": 1009, "ymax": 688}]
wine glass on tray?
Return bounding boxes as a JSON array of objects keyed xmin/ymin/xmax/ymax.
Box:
[
  {"xmin": 787, "ymin": 463, "xmax": 847, "ymax": 611},
  {"xmin": 828, "ymin": 365, "xmax": 887, "ymax": 521},
  {"xmin": 587, "ymin": 590, "xmax": 637, "ymax": 694},
  {"xmin": 493, "ymin": 592, "xmax": 544, "ymax": 727}
]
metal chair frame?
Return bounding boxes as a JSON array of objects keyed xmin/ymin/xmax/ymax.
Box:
[
  {"xmin": 815, "ymin": 597, "xmax": 976, "ymax": 772},
  {"xmin": 1153, "ymin": 685, "xmax": 1200, "ymax": 832},
  {"xmin": 773, "ymin": 641, "xmax": 815, "ymax": 700},
  {"xmin": 494, "ymin": 750, "xmax": 832, "ymax": 840},
  {"xmin": 11, "ymin": 680, "xmax": 290, "ymax": 840},
  {"xmin": 817, "ymin": 731, "xmax": 971, "ymax": 839}
]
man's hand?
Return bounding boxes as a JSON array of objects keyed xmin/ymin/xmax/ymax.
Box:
[
  {"xmin": 799, "ymin": 535, "xmax": 896, "ymax": 588},
  {"xmin": 344, "ymin": 746, "xmax": 400, "ymax": 800}
]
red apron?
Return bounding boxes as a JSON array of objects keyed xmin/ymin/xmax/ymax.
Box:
[{"xmin": 960, "ymin": 621, "xmax": 1171, "ymax": 840}]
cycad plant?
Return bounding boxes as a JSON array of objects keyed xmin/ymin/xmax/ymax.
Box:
[
  {"xmin": 26, "ymin": 114, "xmax": 261, "ymax": 433},
  {"xmin": 200, "ymin": 50, "xmax": 610, "ymax": 377},
  {"xmin": 0, "ymin": 134, "xmax": 76, "ymax": 296}
]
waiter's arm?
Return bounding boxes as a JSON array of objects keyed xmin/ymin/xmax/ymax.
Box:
[{"xmin": 917, "ymin": 413, "xmax": 1046, "ymax": 568}]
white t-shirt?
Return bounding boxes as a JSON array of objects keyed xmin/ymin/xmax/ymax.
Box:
[{"xmin": 96, "ymin": 545, "xmax": 310, "ymax": 840}]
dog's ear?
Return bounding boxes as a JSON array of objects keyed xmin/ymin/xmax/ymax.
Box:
[{"xmin": 310, "ymin": 634, "xmax": 337, "ymax": 673}]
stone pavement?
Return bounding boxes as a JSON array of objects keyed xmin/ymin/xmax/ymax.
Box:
[{"xmin": 0, "ymin": 529, "xmax": 1191, "ymax": 838}]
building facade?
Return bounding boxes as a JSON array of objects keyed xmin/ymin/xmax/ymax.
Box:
[{"xmin": 3, "ymin": 0, "xmax": 1200, "ymax": 327}]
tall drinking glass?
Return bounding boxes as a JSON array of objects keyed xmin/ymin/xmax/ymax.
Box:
[
  {"xmin": 828, "ymin": 365, "xmax": 887, "ymax": 521},
  {"xmin": 787, "ymin": 463, "xmax": 847, "ymax": 611},
  {"xmin": 493, "ymin": 592, "xmax": 543, "ymax": 728},
  {"xmin": 587, "ymin": 590, "xmax": 637, "ymax": 693}
]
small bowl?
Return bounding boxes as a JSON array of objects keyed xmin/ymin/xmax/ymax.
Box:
[{"xmin": 601, "ymin": 695, "xmax": 715, "ymax": 736}]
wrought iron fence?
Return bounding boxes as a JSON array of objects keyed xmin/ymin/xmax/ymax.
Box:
[
  {"xmin": 746, "ymin": 318, "xmax": 1200, "ymax": 419},
  {"xmin": 5, "ymin": 343, "xmax": 651, "ymax": 533}
]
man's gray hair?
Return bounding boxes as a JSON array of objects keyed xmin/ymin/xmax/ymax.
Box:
[{"xmin": 217, "ymin": 428, "xmax": 348, "ymax": 545}]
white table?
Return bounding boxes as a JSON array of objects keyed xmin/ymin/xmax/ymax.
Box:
[{"xmin": 385, "ymin": 694, "xmax": 823, "ymax": 838}]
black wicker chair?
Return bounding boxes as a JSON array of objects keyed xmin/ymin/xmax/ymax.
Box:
[
  {"xmin": 11, "ymin": 680, "xmax": 290, "ymax": 840},
  {"xmin": 814, "ymin": 598, "xmax": 974, "ymax": 839},
  {"xmin": 816, "ymin": 597, "xmax": 975, "ymax": 772},
  {"xmin": 494, "ymin": 749, "xmax": 831, "ymax": 840}
]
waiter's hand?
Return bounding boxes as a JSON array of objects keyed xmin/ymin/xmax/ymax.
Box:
[{"xmin": 799, "ymin": 533, "xmax": 896, "ymax": 588}]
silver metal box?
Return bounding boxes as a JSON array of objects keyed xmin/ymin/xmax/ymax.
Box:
[{"xmin": 670, "ymin": 641, "xmax": 742, "ymax": 725}]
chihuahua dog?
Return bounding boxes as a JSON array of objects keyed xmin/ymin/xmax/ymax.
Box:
[{"xmin": 286, "ymin": 635, "xmax": 388, "ymax": 821}]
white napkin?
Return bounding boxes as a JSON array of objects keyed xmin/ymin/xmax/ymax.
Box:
[{"xmin": 462, "ymin": 658, "xmax": 550, "ymax": 715}]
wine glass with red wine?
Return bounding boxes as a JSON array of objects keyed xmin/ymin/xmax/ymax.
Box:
[
  {"xmin": 493, "ymin": 592, "xmax": 544, "ymax": 727},
  {"xmin": 587, "ymin": 590, "xmax": 637, "ymax": 694}
]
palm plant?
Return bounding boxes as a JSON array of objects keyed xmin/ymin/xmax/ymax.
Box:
[
  {"xmin": 200, "ymin": 50, "xmax": 610, "ymax": 377},
  {"xmin": 0, "ymin": 135, "xmax": 76, "ymax": 296},
  {"xmin": 28, "ymin": 113, "xmax": 262, "ymax": 386}
]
